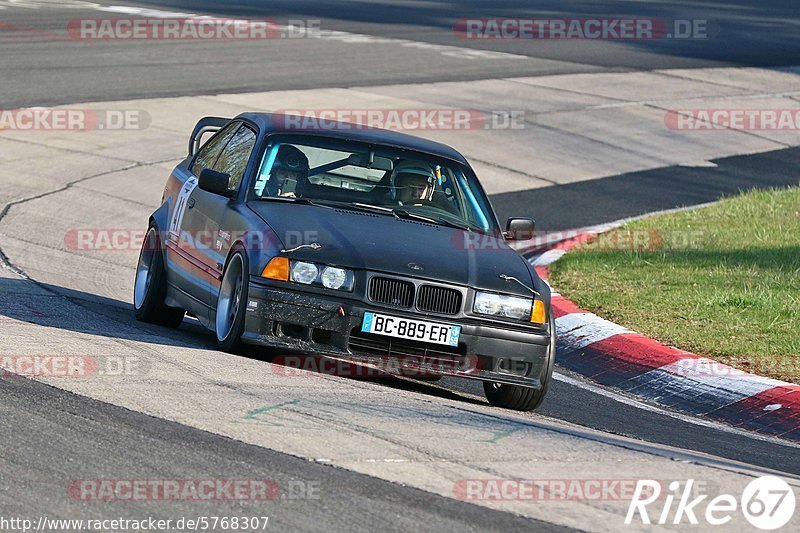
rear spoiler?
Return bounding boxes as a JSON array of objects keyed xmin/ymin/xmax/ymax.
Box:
[{"xmin": 189, "ymin": 116, "xmax": 231, "ymax": 156}]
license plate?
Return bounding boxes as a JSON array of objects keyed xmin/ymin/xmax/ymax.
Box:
[{"xmin": 361, "ymin": 312, "xmax": 461, "ymax": 347}]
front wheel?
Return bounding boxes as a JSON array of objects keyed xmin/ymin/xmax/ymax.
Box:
[
  {"xmin": 483, "ymin": 315, "xmax": 556, "ymax": 411},
  {"xmin": 215, "ymin": 249, "xmax": 249, "ymax": 352},
  {"xmin": 133, "ymin": 226, "xmax": 185, "ymax": 328}
]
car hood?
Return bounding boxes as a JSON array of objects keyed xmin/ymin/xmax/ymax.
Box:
[{"xmin": 249, "ymin": 202, "xmax": 535, "ymax": 296}]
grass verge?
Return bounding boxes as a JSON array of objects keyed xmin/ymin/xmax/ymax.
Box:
[{"xmin": 549, "ymin": 186, "xmax": 800, "ymax": 383}]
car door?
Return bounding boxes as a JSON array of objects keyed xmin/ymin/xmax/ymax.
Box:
[{"xmin": 177, "ymin": 122, "xmax": 257, "ymax": 309}]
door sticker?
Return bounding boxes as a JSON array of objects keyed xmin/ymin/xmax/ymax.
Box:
[{"xmin": 169, "ymin": 177, "xmax": 198, "ymax": 237}]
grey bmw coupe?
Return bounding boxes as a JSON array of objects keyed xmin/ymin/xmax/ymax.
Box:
[{"xmin": 134, "ymin": 113, "xmax": 554, "ymax": 411}]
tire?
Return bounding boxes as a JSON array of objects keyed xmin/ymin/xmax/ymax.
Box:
[
  {"xmin": 133, "ymin": 226, "xmax": 185, "ymax": 328},
  {"xmin": 483, "ymin": 314, "xmax": 556, "ymax": 411},
  {"xmin": 215, "ymin": 248, "xmax": 249, "ymax": 353}
]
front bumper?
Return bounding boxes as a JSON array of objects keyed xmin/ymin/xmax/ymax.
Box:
[{"xmin": 242, "ymin": 282, "xmax": 552, "ymax": 388}]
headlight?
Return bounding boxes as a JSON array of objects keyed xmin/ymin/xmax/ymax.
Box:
[
  {"xmin": 290, "ymin": 261, "xmax": 318, "ymax": 284},
  {"xmin": 473, "ymin": 291, "xmax": 532, "ymax": 320},
  {"xmin": 321, "ymin": 266, "xmax": 347, "ymax": 290},
  {"xmin": 286, "ymin": 260, "xmax": 354, "ymax": 291}
]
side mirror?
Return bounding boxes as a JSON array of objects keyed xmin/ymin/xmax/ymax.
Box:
[
  {"xmin": 504, "ymin": 217, "xmax": 535, "ymax": 241},
  {"xmin": 198, "ymin": 169, "xmax": 235, "ymax": 198}
]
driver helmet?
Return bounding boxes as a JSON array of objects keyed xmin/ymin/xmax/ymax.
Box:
[
  {"xmin": 269, "ymin": 144, "xmax": 309, "ymax": 196},
  {"xmin": 391, "ymin": 160, "xmax": 435, "ymax": 203}
]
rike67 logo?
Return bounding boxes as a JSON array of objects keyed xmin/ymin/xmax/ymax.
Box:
[{"xmin": 626, "ymin": 476, "xmax": 796, "ymax": 529}]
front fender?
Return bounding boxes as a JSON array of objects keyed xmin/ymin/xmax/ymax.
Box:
[
  {"xmin": 241, "ymin": 228, "xmax": 283, "ymax": 279},
  {"xmin": 526, "ymin": 264, "xmax": 552, "ymax": 311}
]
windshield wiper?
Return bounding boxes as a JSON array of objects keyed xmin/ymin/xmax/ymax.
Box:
[
  {"xmin": 256, "ymin": 198, "xmax": 475, "ymax": 232},
  {"xmin": 290, "ymin": 199, "xmax": 397, "ymax": 217},
  {"xmin": 393, "ymin": 209, "xmax": 473, "ymax": 232},
  {"xmin": 253, "ymin": 196, "xmax": 334, "ymax": 209},
  {"xmin": 346, "ymin": 204, "xmax": 471, "ymax": 232},
  {"xmin": 351, "ymin": 202, "xmax": 475, "ymax": 232},
  {"xmin": 314, "ymin": 201, "xmax": 401, "ymax": 219},
  {"xmin": 351, "ymin": 203, "xmax": 399, "ymax": 217}
]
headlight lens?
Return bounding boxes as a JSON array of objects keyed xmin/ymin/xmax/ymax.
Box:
[
  {"xmin": 291, "ymin": 261, "xmax": 318, "ymax": 284},
  {"xmin": 285, "ymin": 260, "xmax": 353, "ymax": 291},
  {"xmin": 473, "ymin": 291, "xmax": 532, "ymax": 320},
  {"xmin": 321, "ymin": 266, "xmax": 347, "ymax": 290}
]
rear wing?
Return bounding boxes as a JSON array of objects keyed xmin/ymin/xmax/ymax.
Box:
[{"xmin": 188, "ymin": 116, "xmax": 231, "ymax": 156}]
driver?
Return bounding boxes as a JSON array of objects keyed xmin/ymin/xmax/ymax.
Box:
[
  {"xmin": 269, "ymin": 145, "xmax": 309, "ymax": 197},
  {"xmin": 392, "ymin": 161, "xmax": 434, "ymax": 205}
]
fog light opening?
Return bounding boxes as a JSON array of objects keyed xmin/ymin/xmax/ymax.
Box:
[
  {"xmin": 312, "ymin": 328, "xmax": 334, "ymax": 346},
  {"xmin": 497, "ymin": 358, "xmax": 531, "ymax": 377},
  {"xmin": 277, "ymin": 322, "xmax": 309, "ymax": 341}
]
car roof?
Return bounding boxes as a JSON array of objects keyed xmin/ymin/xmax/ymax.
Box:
[{"xmin": 237, "ymin": 112, "xmax": 469, "ymax": 165}]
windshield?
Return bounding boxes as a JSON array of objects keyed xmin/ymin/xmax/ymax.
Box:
[{"xmin": 251, "ymin": 137, "xmax": 497, "ymax": 233}]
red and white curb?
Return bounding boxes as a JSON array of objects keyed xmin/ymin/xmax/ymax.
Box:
[{"xmin": 525, "ymin": 229, "xmax": 800, "ymax": 443}]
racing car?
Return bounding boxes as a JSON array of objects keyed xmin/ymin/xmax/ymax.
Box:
[{"xmin": 134, "ymin": 113, "xmax": 555, "ymax": 411}]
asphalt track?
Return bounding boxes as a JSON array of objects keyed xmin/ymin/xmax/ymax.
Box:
[
  {"xmin": 2, "ymin": 0, "xmax": 800, "ymax": 106},
  {"xmin": 1, "ymin": 1, "xmax": 800, "ymax": 531},
  {"xmin": 0, "ymin": 375, "xmax": 564, "ymax": 532}
]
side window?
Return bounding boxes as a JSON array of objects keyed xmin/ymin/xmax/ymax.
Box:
[
  {"xmin": 214, "ymin": 125, "xmax": 257, "ymax": 191},
  {"xmin": 190, "ymin": 122, "xmax": 240, "ymax": 176}
]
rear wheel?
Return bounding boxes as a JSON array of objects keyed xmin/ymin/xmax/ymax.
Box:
[
  {"xmin": 216, "ymin": 249, "xmax": 249, "ymax": 353},
  {"xmin": 483, "ymin": 315, "xmax": 556, "ymax": 411},
  {"xmin": 133, "ymin": 226, "xmax": 185, "ymax": 328}
]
